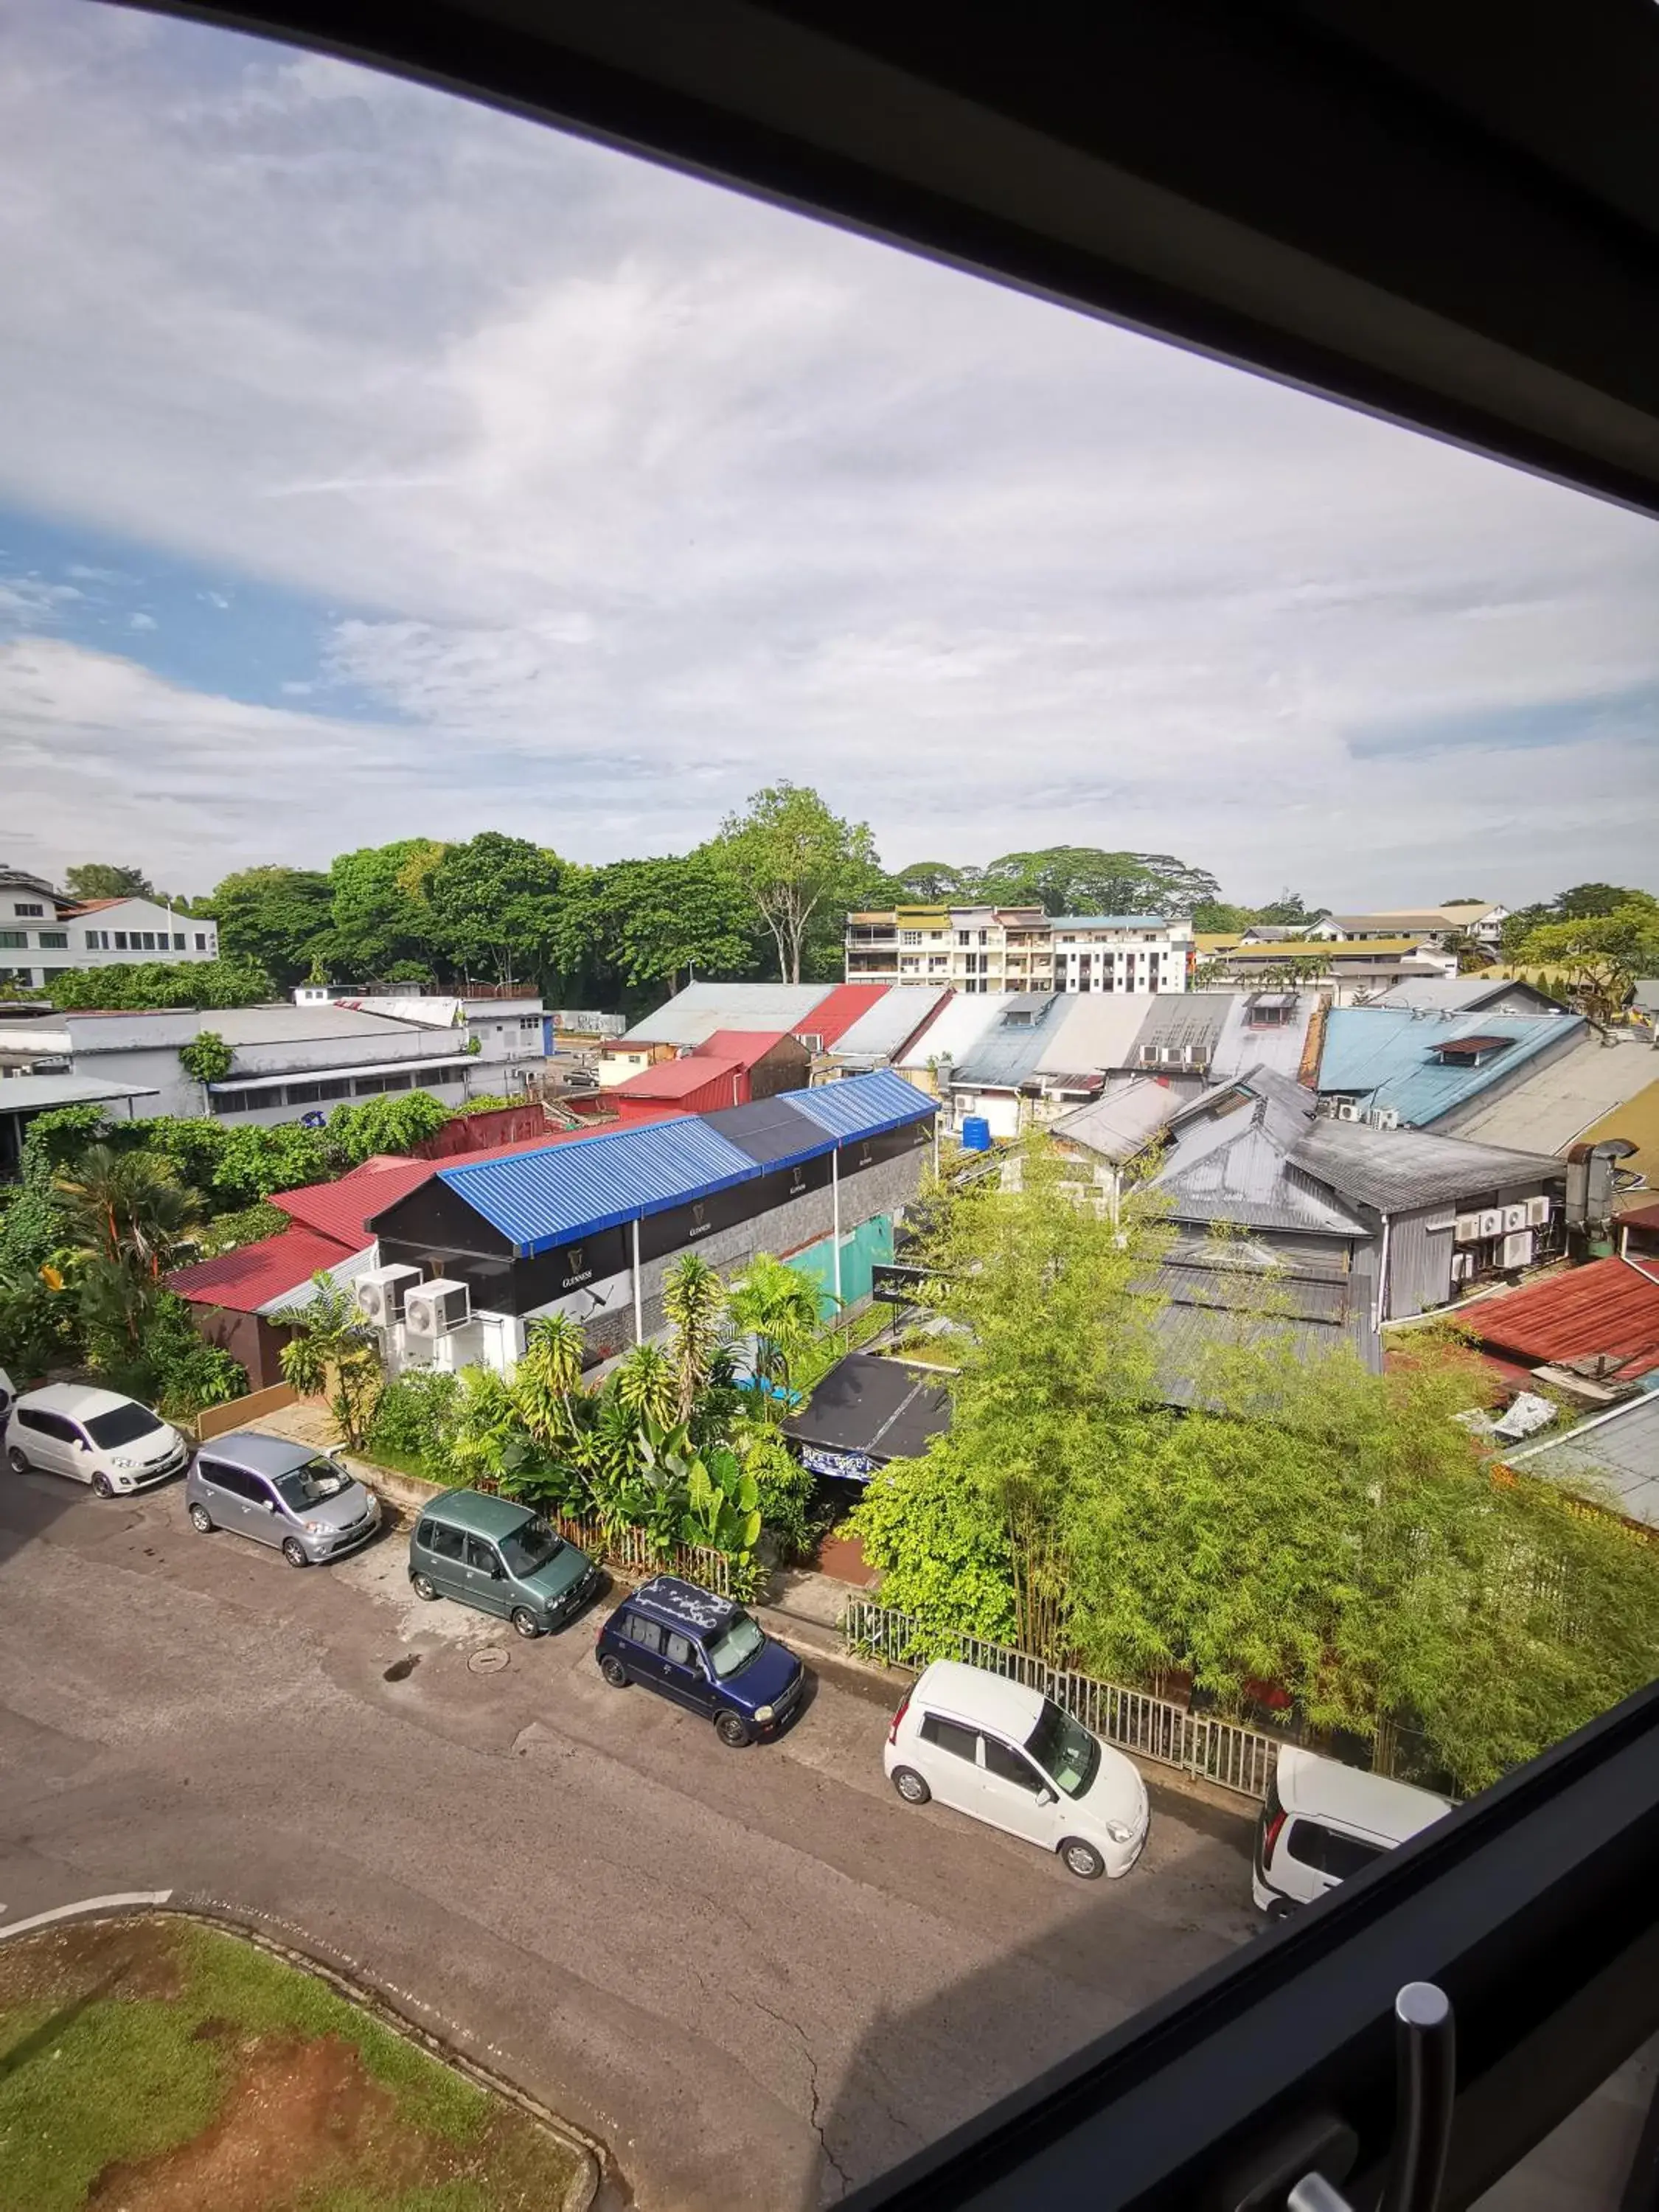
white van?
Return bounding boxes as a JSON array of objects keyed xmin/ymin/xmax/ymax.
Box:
[
  {"xmin": 885, "ymin": 1658, "xmax": 1149, "ymax": 1879},
  {"xmin": 1253, "ymin": 1745, "xmax": 1451, "ymax": 1914},
  {"xmin": 4, "ymin": 1384, "xmax": 190, "ymax": 1496}
]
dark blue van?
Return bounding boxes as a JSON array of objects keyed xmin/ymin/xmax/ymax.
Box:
[{"xmin": 595, "ymin": 1576, "xmax": 806, "ymax": 1746}]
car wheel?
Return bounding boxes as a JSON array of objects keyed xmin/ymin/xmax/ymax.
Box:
[
  {"xmin": 1266, "ymin": 1896, "xmax": 1296, "ymax": 1921},
  {"xmin": 410, "ymin": 1571, "xmax": 439, "ymax": 1601},
  {"xmin": 891, "ymin": 1765, "xmax": 931, "ymax": 1806},
  {"xmin": 92, "ymin": 1472, "xmax": 114, "ymax": 1498},
  {"xmin": 599, "ymin": 1655, "xmax": 630, "ymax": 1688},
  {"xmin": 7, "ymin": 1446, "xmax": 30, "ymax": 1475},
  {"xmin": 1061, "ymin": 1838, "xmax": 1106, "ymax": 1880},
  {"xmin": 510, "ymin": 1607, "xmax": 544, "ymax": 1640},
  {"xmin": 714, "ymin": 1709, "xmax": 752, "ymax": 1749},
  {"xmin": 188, "ymin": 1503, "xmax": 214, "ymax": 1534},
  {"xmin": 282, "ymin": 1536, "xmax": 310, "ymax": 1568}
]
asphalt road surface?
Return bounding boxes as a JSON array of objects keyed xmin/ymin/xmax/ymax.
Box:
[{"xmin": 0, "ymin": 1469, "xmax": 1257, "ymax": 2209}]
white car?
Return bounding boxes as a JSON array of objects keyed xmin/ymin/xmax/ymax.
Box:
[
  {"xmin": 1253, "ymin": 1745, "xmax": 1451, "ymax": 1915},
  {"xmin": 5, "ymin": 1383, "xmax": 191, "ymax": 1497},
  {"xmin": 884, "ymin": 1658, "xmax": 1150, "ymax": 1879}
]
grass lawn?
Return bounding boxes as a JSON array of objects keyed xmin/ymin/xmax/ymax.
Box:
[{"xmin": 0, "ymin": 1916, "xmax": 588, "ymax": 2212}]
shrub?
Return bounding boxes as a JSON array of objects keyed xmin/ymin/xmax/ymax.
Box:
[
  {"xmin": 737, "ymin": 1426, "xmax": 818, "ymax": 1562},
  {"xmin": 369, "ymin": 1369, "xmax": 464, "ymax": 1478}
]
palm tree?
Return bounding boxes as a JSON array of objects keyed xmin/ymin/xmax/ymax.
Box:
[
  {"xmin": 728, "ymin": 1253, "xmax": 824, "ymax": 1418},
  {"xmin": 662, "ymin": 1252, "xmax": 727, "ymax": 1423},
  {"xmin": 268, "ymin": 1273, "xmax": 383, "ymax": 1449},
  {"xmin": 56, "ymin": 1144, "xmax": 202, "ymax": 1281},
  {"xmin": 612, "ymin": 1341, "xmax": 677, "ymax": 1429},
  {"xmin": 513, "ymin": 1312, "xmax": 586, "ymax": 1446}
]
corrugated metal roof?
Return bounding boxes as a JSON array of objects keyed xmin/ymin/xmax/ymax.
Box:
[
  {"xmin": 438, "ymin": 1117, "xmax": 761, "ymax": 1256},
  {"xmin": 1050, "ymin": 914, "xmax": 1168, "ymax": 931},
  {"xmin": 276, "ymin": 1155, "xmax": 437, "ymax": 1244},
  {"xmin": 0, "ymin": 1073, "xmax": 159, "ymax": 1109},
  {"xmin": 611, "ymin": 1056, "xmax": 743, "ymax": 1100},
  {"xmin": 1132, "ymin": 992, "xmax": 1236, "ymax": 1059},
  {"xmin": 697, "ymin": 1029, "xmax": 795, "ymax": 1067},
  {"xmin": 700, "ymin": 1096, "xmax": 835, "ymax": 1169},
  {"xmin": 1465, "ymin": 1257, "xmax": 1659, "ymax": 1379},
  {"xmin": 622, "ymin": 981, "xmax": 835, "ymax": 1047},
  {"xmin": 170, "ymin": 1224, "xmax": 355, "ymax": 1312},
  {"xmin": 1569, "ymin": 1072, "xmax": 1659, "ymax": 1189},
  {"xmin": 1208, "ymin": 991, "xmax": 1319, "ymax": 1081},
  {"xmin": 1368, "ymin": 977, "xmax": 1565, "ymax": 1013},
  {"xmin": 794, "ymin": 984, "xmax": 889, "ymax": 1046},
  {"xmin": 785, "ymin": 1068, "xmax": 937, "ymax": 1140},
  {"xmin": 1435, "ymin": 1034, "xmax": 1659, "ymax": 1155},
  {"xmin": 1051, "ymin": 1077, "xmax": 1186, "ymax": 1161},
  {"xmin": 1316, "ymin": 1008, "xmax": 1585, "ymax": 1126},
  {"xmin": 830, "ymin": 985, "xmax": 953, "ymax": 1063},
  {"xmin": 1033, "ymin": 994, "xmax": 1152, "ymax": 1075},
  {"xmin": 1509, "ymin": 1391, "xmax": 1659, "ymax": 1530},
  {"xmin": 950, "ymin": 994, "xmax": 1068, "ymax": 1089},
  {"xmin": 894, "ymin": 991, "xmax": 1003, "ymax": 1071},
  {"xmin": 1150, "ymin": 1080, "xmax": 1371, "ymax": 1235},
  {"xmin": 1291, "ymin": 1118, "xmax": 1561, "ymax": 1212}
]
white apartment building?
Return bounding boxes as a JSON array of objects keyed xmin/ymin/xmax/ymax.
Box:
[
  {"xmin": 0, "ymin": 869, "xmax": 219, "ymax": 991},
  {"xmin": 846, "ymin": 907, "xmax": 1189, "ymax": 994}
]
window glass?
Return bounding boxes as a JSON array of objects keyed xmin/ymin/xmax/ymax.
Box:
[
  {"xmin": 274, "ymin": 1456, "xmax": 352, "ymax": 1510},
  {"xmin": 1284, "ymin": 1819, "xmax": 1336, "ymax": 1872},
  {"xmin": 499, "ymin": 1517, "xmax": 563, "ymax": 1577},
  {"xmin": 426, "ymin": 1521, "xmax": 465, "ymax": 1560},
  {"xmin": 1323, "ymin": 1829, "xmax": 1386, "ymax": 1882},
  {"xmin": 415, "ymin": 1519, "xmax": 437, "ymax": 1548},
  {"xmin": 85, "ymin": 1402, "xmax": 164, "ymax": 1448},
  {"xmin": 983, "ymin": 1735, "xmax": 1043, "ymax": 1792},
  {"xmin": 114, "ymin": 933, "xmax": 128, "ymax": 949},
  {"xmin": 38, "ymin": 931, "xmax": 68, "ymax": 948},
  {"xmin": 201, "ymin": 1460, "xmax": 250, "ymax": 1499},
  {"xmin": 1024, "ymin": 1699, "xmax": 1101, "ymax": 1798},
  {"xmin": 664, "ymin": 1631, "xmax": 697, "ymax": 1669},
  {"xmin": 465, "ymin": 1536, "xmax": 501, "ymax": 1574},
  {"xmin": 173, "ymin": 933, "xmax": 186, "ymax": 950},
  {"xmin": 919, "ymin": 1713, "xmax": 978, "ymax": 1762},
  {"xmin": 194, "ymin": 933, "xmax": 208, "ymax": 950},
  {"xmin": 13, "ymin": 902, "xmax": 44, "ymax": 917},
  {"xmin": 0, "ymin": 932, "xmax": 25, "ymax": 948},
  {"xmin": 625, "ymin": 1614, "xmax": 664, "ymax": 1653},
  {"xmin": 706, "ymin": 1612, "xmax": 765, "ymax": 1678}
]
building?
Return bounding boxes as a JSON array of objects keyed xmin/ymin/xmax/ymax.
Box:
[
  {"xmin": 1367, "ymin": 976, "xmax": 1567, "ymax": 1016},
  {"xmin": 945, "ymin": 993, "xmax": 1071, "ymax": 1137},
  {"xmin": 1458, "ymin": 1256, "xmax": 1659, "ymax": 1400},
  {"xmin": 320, "ymin": 990, "xmax": 549, "ymax": 1089},
  {"xmin": 0, "ymin": 868, "xmax": 221, "ymax": 993},
  {"xmin": 1315, "ymin": 1006, "xmax": 1585, "ymax": 1128},
  {"xmin": 364, "ymin": 1069, "xmax": 937, "ymax": 1373},
  {"xmin": 0, "ymin": 1004, "xmax": 484, "ymax": 1128},
  {"xmin": 1203, "ymin": 937, "xmax": 1458, "ymax": 1002},
  {"xmin": 844, "ymin": 907, "xmax": 1189, "ymax": 995},
  {"xmin": 1310, "ymin": 910, "xmax": 1467, "ymax": 945},
  {"xmin": 598, "ymin": 981, "xmax": 839, "ymax": 1082},
  {"xmin": 1504, "ymin": 1391, "xmax": 1659, "ymax": 1535},
  {"xmin": 1430, "ymin": 1032, "xmax": 1659, "ymax": 1158},
  {"xmin": 0, "ymin": 1070, "xmax": 159, "ymax": 1178},
  {"xmin": 818, "ymin": 984, "xmax": 954, "ymax": 1077},
  {"xmin": 892, "ymin": 990, "xmax": 1006, "ymax": 1098},
  {"xmin": 608, "ymin": 1029, "xmax": 810, "ymax": 1113}
]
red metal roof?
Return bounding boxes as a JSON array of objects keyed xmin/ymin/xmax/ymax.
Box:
[
  {"xmin": 694, "ymin": 1029, "xmax": 795, "ymax": 1068},
  {"xmin": 170, "ymin": 1224, "xmax": 356, "ymax": 1312},
  {"xmin": 1466, "ymin": 1256, "xmax": 1659, "ymax": 1379},
  {"xmin": 791, "ymin": 984, "xmax": 888, "ymax": 1047},
  {"xmin": 613, "ymin": 1056, "xmax": 744, "ymax": 1101},
  {"xmin": 273, "ymin": 1154, "xmax": 438, "ymax": 1245},
  {"xmin": 1621, "ymin": 1199, "xmax": 1659, "ymax": 1234}
]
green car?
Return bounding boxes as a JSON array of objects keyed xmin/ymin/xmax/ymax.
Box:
[{"xmin": 408, "ymin": 1489, "xmax": 601, "ymax": 1638}]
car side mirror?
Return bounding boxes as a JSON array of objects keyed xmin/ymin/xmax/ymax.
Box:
[
  {"xmin": 259, "ymin": 1498, "xmax": 275, "ymax": 1512},
  {"xmin": 75, "ymin": 1439, "xmax": 91, "ymax": 1453},
  {"xmin": 1036, "ymin": 1787, "xmax": 1057, "ymax": 1806}
]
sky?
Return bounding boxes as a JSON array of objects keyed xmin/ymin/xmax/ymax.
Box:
[{"xmin": 1, "ymin": 2, "xmax": 1655, "ymax": 909}]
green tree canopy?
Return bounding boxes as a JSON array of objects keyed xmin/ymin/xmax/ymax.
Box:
[
  {"xmin": 427, "ymin": 832, "xmax": 565, "ymax": 985},
  {"xmin": 63, "ymin": 863, "xmax": 156, "ymax": 902},
  {"xmin": 327, "ymin": 839, "xmax": 448, "ymax": 981},
  {"xmin": 29, "ymin": 956, "xmax": 273, "ymax": 1012},
  {"xmin": 201, "ymin": 866, "xmax": 334, "ymax": 986},
  {"xmin": 716, "ymin": 782, "xmax": 879, "ymax": 983}
]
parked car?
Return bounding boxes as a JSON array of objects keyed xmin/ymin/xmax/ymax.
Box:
[
  {"xmin": 5, "ymin": 1383, "xmax": 190, "ymax": 1496},
  {"xmin": 884, "ymin": 1658, "xmax": 1150, "ymax": 1879},
  {"xmin": 1253, "ymin": 1745, "xmax": 1450, "ymax": 1916},
  {"xmin": 595, "ymin": 1575, "xmax": 805, "ymax": 1746},
  {"xmin": 186, "ymin": 1431, "xmax": 379, "ymax": 1566},
  {"xmin": 0, "ymin": 1368, "xmax": 14, "ymax": 1426},
  {"xmin": 408, "ymin": 1489, "xmax": 599, "ymax": 1637}
]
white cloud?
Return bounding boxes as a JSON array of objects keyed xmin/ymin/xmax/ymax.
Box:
[
  {"xmin": 128, "ymin": 610, "xmax": 156, "ymax": 630},
  {"xmin": 0, "ymin": 0, "xmax": 1654, "ymax": 901}
]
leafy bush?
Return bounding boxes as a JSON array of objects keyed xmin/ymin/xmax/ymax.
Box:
[
  {"xmin": 89, "ymin": 1291, "xmax": 246, "ymax": 1419},
  {"xmin": 849, "ymin": 1440, "xmax": 1019, "ymax": 1649},
  {"xmin": 27, "ymin": 956, "xmax": 274, "ymax": 1011},
  {"xmin": 369, "ymin": 1369, "xmax": 464, "ymax": 1478},
  {"xmin": 738, "ymin": 1426, "xmax": 818, "ymax": 1561},
  {"xmin": 189, "ymin": 1202, "xmax": 289, "ymax": 1260},
  {"xmin": 178, "ymin": 1030, "xmax": 234, "ymax": 1086}
]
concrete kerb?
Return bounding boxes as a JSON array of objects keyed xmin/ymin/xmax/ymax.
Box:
[{"xmin": 0, "ymin": 1896, "xmax": 605, "ymax": 2212}]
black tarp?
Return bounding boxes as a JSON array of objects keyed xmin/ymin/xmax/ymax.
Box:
[{"xmin": 785, "ymin": 1352, "xmax": 950, "ymax": 1482}]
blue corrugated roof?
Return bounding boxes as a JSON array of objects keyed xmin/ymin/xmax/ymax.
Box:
[
  {"xmin": 1317, "ymin": 1009, "xmax": 1584, "ymax": 1127},
  {"xmin": 785, "ymin": 1068, "xmax": 937, "ymax": 1140},
  {"xmin": 437, "ymin": 1117, "xmax": 760, "ymax": 1256}
]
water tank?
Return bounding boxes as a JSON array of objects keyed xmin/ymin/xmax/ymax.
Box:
[{"xmin": 960, "ymin": 1115, "xmax": 992, "ymax": 1152}]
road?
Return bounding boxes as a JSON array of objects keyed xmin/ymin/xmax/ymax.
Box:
[{"xmin": 0, "ymin": 1470, "xmax": 1257, "ymax": 2210}]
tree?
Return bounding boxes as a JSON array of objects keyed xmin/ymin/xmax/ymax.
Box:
[
  {"xmin": 427, "ymin": 832, "xmax": 565, "ymax": 986},
  {"xmin": 557, "ymin": 852, "xmax": 762, "ymax": 1001},
  {"xmin": 663, "ymin": 1252, "xmax": 728, "ymax": 1422},
  {"xmin": 512, "ymin": 1313, "xmax": 586, "ymax": 1447},
  {"xmin": 327, "ymin": 841, "xmax": 446, "ymax": 981},
  {"xmin": 1552, "ymin": 883, "xmax": 1649, "ymax": 921},
  {"xmin": 178, "ymin": 1031, "xmax": 234, "ymax": 1094},
  {"xmin": 1253, "ymin": 888, "xmax": 1326, "ymax": 927},
  {"xmin": 56, "ymin": 1143, "xmax": 204, "ymax": 1370},
  {"xmin": 728, "ymin": 1253, "xmax": 832, "ymax": 1417},
  {"xmin": 1190, "ymin": 900, "xmax": 1254, "ymax": 935},
  {"xmin": 32, "ymin": 956, "xmax": 273, "ymax": 1012},
  {"xmin": 64, "ymin": 863, "xmax": 155, "ymax": 902},
  {"xmin": 270, "ymin": 1275, "xmax": 383, "ymax": 1448},
  {"xmin": 1514, "ymin": 902, "xmax": 1659, "ymax": 1021},
  {"xmin": 891, "ymin": 862, "xmax": 978, "ymax": 902},
  {"xmin": 202, "ymin": 866, "xmax": 334, "ymax": 987},
  {"xmin": 716, "ymin": 782, "xmax": 879, "ymax": 983},
  {"xmin": 981, "ymin": 848, "xmax": 1221, "ymax": 919}
]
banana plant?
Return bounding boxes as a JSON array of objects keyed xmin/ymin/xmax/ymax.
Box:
[{"xmin": 681, "ymin": 1444, "xmax": 762, "ymax": 1556}]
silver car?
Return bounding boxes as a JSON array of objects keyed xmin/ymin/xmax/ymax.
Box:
[{"xmin": 185, "ymin": 1430, "xmax": 380, "ymax": 1567}]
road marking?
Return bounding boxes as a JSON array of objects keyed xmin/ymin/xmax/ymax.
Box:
[{"xmin": 0, "ymin": 1890, "xmax": 174, "ymax": 1943}]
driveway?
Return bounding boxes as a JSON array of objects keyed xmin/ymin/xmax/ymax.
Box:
[{"xmin": 0, "ymin": 1469, "xmax": 1257, "ymax": 2209}]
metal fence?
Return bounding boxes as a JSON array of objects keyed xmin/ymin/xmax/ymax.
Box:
[
  {"xmin": 842, "ymin": 1599, "xmax": 1280, "ymax": 1801},
  {"xmin": 550, "ymin": 1513, "xmax": 738, "ymax": 1597}
]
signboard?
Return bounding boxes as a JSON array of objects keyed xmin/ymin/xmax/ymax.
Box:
[
  {"xmin": 872, "ymin": 1262, "xmax": 936, "ymax": 1305},
  {"xmin": 799, "ymin": 1443, "xmax": 880, "ymax": 1484}
]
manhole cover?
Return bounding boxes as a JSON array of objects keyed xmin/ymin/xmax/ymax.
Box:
[
  {"xmin": 383, "ymin": 1655, "xmax": 420, "ymax": 1683},
  {"xmin": 468, "ymin": 1647, "xmax": 510, "ymax": 1675}
]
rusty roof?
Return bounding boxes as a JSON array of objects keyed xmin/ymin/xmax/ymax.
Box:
[{"xmin": 1464, "ymin": 1256, "xmax": 1659, "ymax": 1380}]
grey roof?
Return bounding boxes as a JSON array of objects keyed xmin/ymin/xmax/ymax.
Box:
[
  {"xmin": 1033, "ymin": 994, "xmax": 1154, "ymax": 1076},
  {"xmin": 894, "ymin": 991, "xmax": 1004, "ymax": 1071},
  {"xmin": 1130, "ymin": 992, "xmax": 1236, "ymax": 1059},
  {"xmin": 1368, "ymin": 977, "xmax": 1565, "ymax": 1014},
  {"xmin": 1291, "ymin": 1117, "xmax": 1563, "ymax": 1213},
  {"xmin": 1327, "ymin": 911, "xmax": 1452, "ymax": 931},
  {"xmin": 1050, "ymin": 1077, "xmax": 1186, "ymax": 1162},
  {"xmin": 68, "ymin": 1006, "xmax": 422, "ymax": 1046},
  {"xmin": 1208, "ymin": 990, "xmax": 1319, "ymax": 1080},
  {"xmin": 1435, "ymin": 1034, "xmax": 1659, "ymax": 1155},
  {"xmin": 622, "ymin": 981, "xmax": 835, "ymax": 1047},
  {"xmin": 830, "ymin": 985, "xmax": 952, "ymax": 1064},
  {"xmin": 0, "ymin": 1072, "xmax": 159, "ymax": 1110},
  {"xmin": 1150, "ymin": 1071, "xmax": 1370, "ymax": 1235},
  {"xmin": 950, "ymin": 993, "xmax": 1068, "ymax": 1089},
  {"xmin": 1508, "ymin": 1392, "xmax": 1659, "ymax": 1531},
  {"xmin": 205, "ymin": 1430, "xmax": 330, "ymax": 1476},
  {"xmin": 1152, "ymin": 1239, "xmax": 1383, "ymax": 1408}
]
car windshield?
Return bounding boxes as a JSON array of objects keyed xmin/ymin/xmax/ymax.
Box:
[
  {"xmin": 499, "ymin": 1519, "xmax": 563, "ymax": 1576},
  {"xmin": 1024, "ymin": 1699, "xmax": 1101, "ymax": 1798},
  {"xmin": 84, "ymin": 1402, "xmax": 164, "ymax": 1449},
  {"xmin": 705, "ymin": 1612, "xmax": 765, "ymax": 1680},
  {"xmin": 273, "ymin": 1458, "xmax": 353, "ymax": 1510}
]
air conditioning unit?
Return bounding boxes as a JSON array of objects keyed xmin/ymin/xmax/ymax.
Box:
[
  {"xmin": 1453, "ymin": 1213, "xmax": 1484, "ymax": 1243},
  {"xmin": 403, "ymin": 1279, "xmax": 472, "ymax": 1341},
  {"xmin": 1161, "ymin": 1046, "xmax": 1183, "ymax": 1065},
  {"xmin": 1501, "ymin": 1229, "xmax": 1534, "ymax": 1270},
  {"xmin": 353, "ymin": 1263, "xmax": 422, "ymax": 1327},
  {"xmin": 1185, "ymin": 1046, "xmax": 1209, "ymax": 1069},
  {"xmin": 1478, "ymin": 1208, "xmax": 1503, "ymax": 1238},
  {"xmin": 1525, "ymin": 1194, "xmax": 1551, "ymax": 1228},
  {"xmin": 1451, "ymin": 1251, "xmax": 1474, "ymax": 1284},
  {"xmin": 1366, "ymin": 1106, "xmax": 1400, "ymax": 1130},
  {"xmin": 1334, "ymin": 1099, "xmax": 1360, "ymax": 1121},
  {"xmin": 1502, "ymin": 1202, "xmax": 1528, "ymax": 1234}
]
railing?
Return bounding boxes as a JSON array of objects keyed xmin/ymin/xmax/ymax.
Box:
[
  {"xmin": 842, "ymin": 1599, "xmax": 1279, "ymax": 1801},
  {"xmin": 549, "ymin": 1512, "xmax": 739, "ymax": 1596}
]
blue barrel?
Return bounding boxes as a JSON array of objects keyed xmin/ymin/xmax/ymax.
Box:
[{"xmin": 960, "ymin": 1115, "xmax": 992, "ymax": 1152}]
